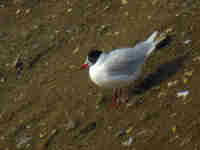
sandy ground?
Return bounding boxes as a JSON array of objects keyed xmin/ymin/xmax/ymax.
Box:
[{"xmin": 0, "ymin": 0, "xmax": 200, "ymax": 149}]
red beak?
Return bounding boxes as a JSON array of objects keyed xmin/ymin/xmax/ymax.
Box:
[{"xmin": 81, "ymin": 64, "xmax": 87, "ymax": 69}]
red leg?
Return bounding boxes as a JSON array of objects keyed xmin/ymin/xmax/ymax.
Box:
[
  {"xmin": 109, "ymin": 88, "xmax": 117, "ymax": 108},
  {"xmin": 122, "ymin": 88, "xmax": 129, "ymax": 103},
  {"xmin": 116, "ymin": 88, "xmax": 122, "ymax": 107}
]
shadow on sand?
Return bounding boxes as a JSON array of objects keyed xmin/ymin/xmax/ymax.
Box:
[
  {"xmin": 130, "ymin": 52, "xmax": 190, "ymax": 96},
  {"xmin": 128, "ymin": 34, "xmax": 192, "ymax": 97}
]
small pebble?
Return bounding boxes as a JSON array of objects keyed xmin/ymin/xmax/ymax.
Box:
[
  {"xmin": 26, "ymin": 125, "xmax": 31, "ymax": 129},
  {"xmin": 122, "ymin": 137, "xmax": 133, "ymax": 146},
  {"xmin": 72, "ymin": 47, "xmax": 79, "ymax": 54},
  {"xmin": 0, "ymin": 136, "xmax": 5, "ymax": 140},
  {"xmin": 0, "ymin": 77, "xmax": 5, "ymax": 83},
  {"xmin": 184, "ymin": 40, "xmax": 191, "ymax": 44},
  {"xmin": 114, "ymin": 31, "xmax": 120, "ymax": 36},
  {"xmin": 32, "ymin": 25, "xmax": 39, "ymax": 30},
  {"xmin": 67, "ymin": 8, "xmax": 72, "ymax": 13},
  {"xmin": 25, "ymin": 8, "xmax": 31, "ymax": 14},
  {"xmin": 168, "ymin": 80, "xmax": 178, "ymax": 87},
  {"xmin": 177, "ymin": 90, "xmax": 189, "ymax": 99},
  {"xmin": 121, "ymin": 0, "xmax": 128, "ymax": 5},
  {"xmin": 193, "ymin": 56, "xmax": 200, "ymax": 62},
  {"xmin": 69, "ymin": 65, "xmax": 77, "ymax": 70},
  {"xmin": 124, "ymin": 11, "xmax": 129, "ymax": 16},
  {"xmin": 169, "ymin": 113, "xmax": 177, "ymax": 118},
  {"xmin": 0, "ymin": 4, "xmax": 5, "ymax": 8},
  {"xmin": 39, "ymin": 133, "xmax": 46, "ymax": 138},
  {"xmin": 16, "ymin": 9, "xmax": 21, "ymax": 15},
  {"xmin": 147, "ymin": 16, "xmax": 152, "ymax": 20}
]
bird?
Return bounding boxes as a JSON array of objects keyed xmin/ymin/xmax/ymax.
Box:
[{"xmin": 81, "ymin": 30, "xmax": 168, "ymax": 107}]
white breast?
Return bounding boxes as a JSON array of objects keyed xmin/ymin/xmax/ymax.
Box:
[
  {"xmin": 89, "ymin": 64, "xmax": 108, "ymax": 87},
  {"xmin": 89, "ymin": 63, "xmax": 142, "ymax": 89}
]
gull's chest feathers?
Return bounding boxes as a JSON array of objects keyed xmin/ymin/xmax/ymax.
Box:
[
  {"xmin": 89, "ymin": 63, "xmax": 108, "ymax": 87},
  {"xmin": 89, "ymin": 62, "xmax": 141, "ymax": 89}
]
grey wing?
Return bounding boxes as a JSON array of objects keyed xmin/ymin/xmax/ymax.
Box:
[{"xmin": 103, "ymin": 47, "xmax": 148, "ymax": 76}]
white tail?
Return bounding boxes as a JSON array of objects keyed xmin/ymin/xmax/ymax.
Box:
[
  {"xmin": 146, "ymin": 31, "xmax": 159, "ymax": 44},
  {"xmin": 145, "ymin": 30, "xmax": 167, "ymax": 56}
]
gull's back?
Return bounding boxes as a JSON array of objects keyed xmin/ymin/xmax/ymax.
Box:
[{"xmin": 103, "ymin": 42, "xmax": 152, "ymax": 76}]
